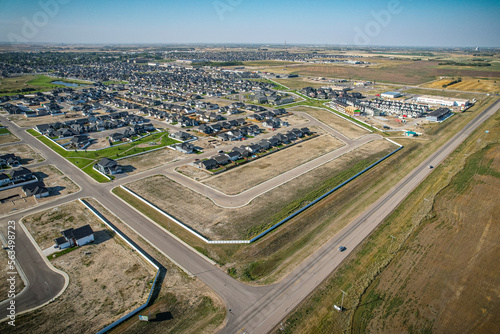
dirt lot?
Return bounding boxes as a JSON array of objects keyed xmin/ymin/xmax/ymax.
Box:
[
  {"xmin": 176, "ymin": 165, "xmax": 211, "ymax": 180},
  {"xmin": 126, "ymin": 139, "xmax": 395, "ymax": 240},
  {"xmin": 291, "ymin": 106, "xmax": 369, "ymax": 139},
  {"xmin": 0, "ymin": 144, "xmax": 45, "ymax": 165},
  {"xmin": 280, "ymin": 113, "xmax": 308, "ymax": 127},
  {"xmin": 117, "ymin": 148, "xmax": 184, "ymax": 175},
  {"xmin": 203, "ymin": 134, "xmax": 344, "ymax": 195},
  {"xmin": 7, "ymin": 200, "xmax": 157, "ymax": 334},
  {"xmin": 0, "ymin": 165, "xmax": 80, "ymax": 215},
  {"xmin": 80, "ymin": 198, "xmax": 225, "ymax": 334},
  {"xmin": 0, "ymin": 133, "xmax": 20, "ymax": 145},
  {"xmin": 8, "ymin": 111, "xmax": 83, "ymax": 128},
  {"xmin": 0, "ymin": 244, "xmax": 24, "ymax": 300}
]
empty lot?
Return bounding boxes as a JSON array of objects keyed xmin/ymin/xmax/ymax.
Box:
[
  {"xmin": 8, "ymin": 200, "xmax": 156, "ymax": 334},
  {"xmin": 1, "ymin": 143, "xmax": 44, "ymax": 165},
  {"xmin": 291, "ymin": 106, "xmax": 369, "ymax": 139},
  {"xmin": 117, "ymin": 147, "xmax": 184, "ymax": 175},
  {"xmin": 126, "ymin": 139, "xmax": 396, "ymax": 240},
  {"xmin": 203, "ymin": 134, "xmax": 343, "ymax": 195}
]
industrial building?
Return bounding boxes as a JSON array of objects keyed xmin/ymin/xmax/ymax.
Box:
[
  {"xmin": 381, "ymin": 91, "xmax": 402, "ymax": 99},
  {"xmin": 416, "ymin": 95, "xmax": 469, "ymax": 108},
  {"xmin": 426, "ymin": 108, "xmax": 453, "ymax": 122}
]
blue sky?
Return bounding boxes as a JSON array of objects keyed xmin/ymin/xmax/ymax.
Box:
[{"xmin": 0, "ymin": 0, "xmax": 499, "ymax": 47}]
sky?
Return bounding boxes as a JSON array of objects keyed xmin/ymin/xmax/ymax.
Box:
[{"xmin": 0, "ymin": 0, "xmax": 499, "ymax": 47}]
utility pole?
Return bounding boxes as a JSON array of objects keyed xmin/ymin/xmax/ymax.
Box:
[
  {"xmin": 340, "ymin": 290, "xmax": 347, "ymax": 311},
  {"xmin": 389, "ymin": 235, "xmax": 396, "ymax": 254}
]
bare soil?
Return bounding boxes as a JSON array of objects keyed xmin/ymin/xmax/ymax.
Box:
[
  {"xmin": 291, "ymin": 106, "xmax": 369, "ymax": 139},
  {"xmin": 176, "ymin": 165, "xmax": 211, "ymax": 180},
  {"xmin": 117, "ymin": 148, "xmax": 184, "ymax": 175},
  {"xmin": 280, "ymin": 113, "xmax": 308, "ymax": 127},
  {"xmin": 8, "ymin": 200, "xmax": 157, "ymax": 334},
  {"xmin": 203, "ymin": 135, "xmax": 344, "ymax": 195},
  {"xmin": 0, "ymin": 134, "xmax": 20, "ymax": 145},
  {"xmin": 0, "ymin": 245, "xmax": 24, "ymax": 300},
  {"xmin": 0, "ymin": 144, "xmax": 45, "ymax": 165},
  {"xmin": 127, "ymin": 139, "xmax": 395, "ymax": 240},
  {"xmin": 8, "ymin": 112, "xmax": 83, "ymax": 128}
]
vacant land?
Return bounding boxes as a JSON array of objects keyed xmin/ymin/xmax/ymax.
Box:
[
  {"xmin": 0, "ymin": 244, "xmax": 24, "ymax": 299},
  {"xmin": 423, "ymin": 77, "xmax": 500, "ymax": 93},
  {"xmin": 0, "ymin": 132, "xmax": 19, "ymax": 145},
  {"xmin": 176, "ymin": 165, "xmax": 211, "ymax": 180},
  {"xmin": 272, "ymin": 99, "xmax": 499, "ymax": 334},
  {"xmin": 124, "ymin": 139, "xmax": 395, "ymax": 241},
  {"xmin": 0, "ymin": 144, "xmax": 44, "ymax": 165},
  {"xmin": 285, "ymin": 60, "xmax": 500, "ymax": 85},
  {"xmin": 83, "ymin": 198, "xmax": 225, "ymax": 334},
  {"xmin": 272, "ymin": 77, "xmax": 326, "ymax": 90},
  {"xmin": 203, "ymin": 135, "xmax": 344, "ymax": 195},
  {"xmin": 0, "ymin": 165, "xmax": 79, "ymax": 215},
  {"xmin": 7, "ymin": 200, "xmax": 156, "ymax": 334},
  {"xmin": 354, "ymin": 144, "xmax": 500, "ymax": 334},
  {"xmin": 291, "ymin": 106, "xmax": 369, "ymax": 139},
  {"xmin": 8, "ymin": 111, "xmax": 85, "ymax": 128},
  {"xmin": 117, "ymin": 147, "xmax": 184, "ymax": 175},
  {"xmin": 0, "ymin": 75, "xmax": 90, "ymax": 96},
  {"xmin": 403, "ymin": 88, "xmax": 482, "ymax": 100}
]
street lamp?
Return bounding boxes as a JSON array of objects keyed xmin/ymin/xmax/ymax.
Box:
[{"xmin": 340, "ymin": 290, "xmax": 347, "ymax": 311}]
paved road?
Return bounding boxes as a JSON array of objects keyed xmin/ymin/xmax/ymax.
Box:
[{"xmin": 0, "ymin": 98, "xmax": 497, "ymax": 332}]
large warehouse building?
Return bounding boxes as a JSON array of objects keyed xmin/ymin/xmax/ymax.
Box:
[
  {"xmin": 416, "ymin": 95, "xmax": 469, "ymax": 108},
  {"xmin": 426, "ymin": 107, "xmax": 453, "ymax": 122}
]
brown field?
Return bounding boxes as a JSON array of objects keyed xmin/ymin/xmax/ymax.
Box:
[
  {"xmin": 272, "ymin": 77, "xmax": 327, "ymax": 90},
  {"xmin": 423, "ymin": 77, "xmax": 500, "ymax": 93},
  {"xmin": 268, "ymin": 60, "xmax": 500, "ymax": 85},
  {"xmin": 203, "ymin": 134, "xmax": 344, "ymax": 195},
  {"xmin": 7, "ymin": 111, "xmax": 83, "ymax": 128},
  {"xmin": 0, "ymin": 244, "xmax": 24, "ymax": 299},
  {"xmin": 0, "ymin": 165, "xmax": 79, "ymax": 215},
  {"xmin": 126, "ymin": 139, "xmax": 395, "ymax": 240},
  {"xmin": 176, "ymin": 165, "xmax": 211, "ymax": 180},
  {"xmin": 354, "ymin": 142, "xmax": 500, "ymax": 334},
  {"xmin": 83, "ymin": 198, "xmax": 225, "ymax": 334},
  {"xmin": 291, "ymin": 106, "xmax": 369, "ymax": 139},
  {"xmin": 0, "ymin": 144, "xmax": 44, "ymax": 165},
  {"xmin": 5, "ymin": 200, "xmax": 157, "ymax": 334},
  {"xmin": 0, "ymin": 133, "xmax": 20, "ymax": 145},
  {"xmin": 117, "ymin": 148, "xmax": 184, "ymax": 175},
  {"xmin": 271, "ymin": 98, "xmax": 499, "ymax": 334}
]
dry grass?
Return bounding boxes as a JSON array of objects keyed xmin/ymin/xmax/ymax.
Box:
[
  {"xmin": 0, "ymin": 246, "xmax": 24, "ymax": 298},
  {"xmin": 6, "ymin": 200, "xmax": 156, "ymax": 334},
  {"xmin": 126, "ymin": 139, "xmax": 394, "ymax": 241},
  {"xmin": 176, "ymin": 165, "xmax": 211, "ymax": 180},
  {"xmin": 423, "ymin": 77, "xmax": 500, "ymax": 93},
  {"xmin": 203, "ymin": 135, "xmax": 344, "ymax": 195},
  {"xmin": 0, "ymin": 144, "xmax": 44, "ymax": 165},
  {"xmin": 291, "ymin": 106, "xmax": 369, "ymax": 139},
  {"xmin": 117, "ymin": 148, "xmax": 184, "ymax": 175},
  {"xmin": 0, "ymin": 133, "xmax": 20, "ymax": 145}
]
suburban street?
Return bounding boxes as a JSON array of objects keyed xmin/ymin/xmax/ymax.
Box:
[{"xmin": 0, "ymin": 98, "xmax": 498, "ymax": 332}]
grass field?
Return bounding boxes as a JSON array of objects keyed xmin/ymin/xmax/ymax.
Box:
[
  {"xmin": 403, "ymin": 88, "xmax": 483, "ymax": 100},
  {"xmin": 272, "ymin": 78, "xmax": 327, "ymax": 90},
  {"xmin": 29, "ymin": 130, "xmax": 179, "ymax": 182},
  {"xmin": 271, "ymin": 98, "xmax": 499, "ymax": 333},
  {"xmin": 0, "ymin": 75, "xmax": 91, "ymax": 96}
]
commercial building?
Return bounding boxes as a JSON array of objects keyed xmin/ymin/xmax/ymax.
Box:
[
  {"xmin": 381, "ymin": 91, "xmax": 402, "ymax": 99},
  {"xmin": 426, "ymin": 108, "xmax": 452, "ymax": 122},
  {"xmin": 416, "ymin": 95, "xmax": 469, "ymax": 108}
]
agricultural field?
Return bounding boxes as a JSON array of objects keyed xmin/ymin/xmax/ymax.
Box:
[
  {"xmin": 423, "ymin": 77, "xmax": 500, "ymax": 93},
  {"xmin": 6, "ymin": 200, "xmax": 157, "ymax": 334},
  {"xmin": 203, "ymin": 134, "xmax": 344, "ymax": 195},
  {"xmin": 272, "ymin": 98, "xmax": 499, "ymax": 334}
]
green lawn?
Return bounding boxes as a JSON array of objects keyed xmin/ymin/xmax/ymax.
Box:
[
  {"xmin": 0, "ymin": 75, "xmax": 91, "ymax": 96},
  {"xmin": 30, "ymin": 131, "xmax": 179, "ymax": 182},
  {"xmin": 0, "ymin": 128, "xmax": 10, "ymax": 135}
]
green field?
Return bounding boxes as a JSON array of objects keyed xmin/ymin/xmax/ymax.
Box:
[
  {"xmin": 29, "ymin": 130, "xmax": 179, "ymax": 182},
  {"xmin": 0, "ymin": 75, "xmax": 91, "ymax": 96}
]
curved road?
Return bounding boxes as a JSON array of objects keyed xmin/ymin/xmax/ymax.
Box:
[{"xmin": 0, "ymin": 98, "xmax": 498, "ymax": 331}]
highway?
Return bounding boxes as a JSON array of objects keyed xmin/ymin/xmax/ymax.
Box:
[{"xmin": 0, "ymin": 98, "xmax": 498, "ymax": 332}]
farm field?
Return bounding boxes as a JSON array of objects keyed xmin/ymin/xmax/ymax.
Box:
[
  {"xmin": 272, "ymin": 98, "xmax": 500, "ymax": 334},
  {"xmin": 290, "ymin": 106, "xmax": 369, "ymax": 139},
  {"xmin": 5, "ymin": 200, "xmax": 157, "ymax": 334},
  {"xmin": 423, "ymin": 77, "xmax": 500, "ymax": 93},
  {"xmin": 203, "ymin": 134, "xmax": 344, "ymax": 195}
]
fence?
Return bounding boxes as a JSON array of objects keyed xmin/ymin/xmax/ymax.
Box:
[
  {"xmin": 120, "ymin": 141, "xmax": 403, "ymax": 245},
  {"xmin": 78, "ymin": 199, "xmax": 161, "ymax": 334}
]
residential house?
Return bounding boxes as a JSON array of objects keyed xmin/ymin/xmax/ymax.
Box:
[
  {"xmin": 54, "ymin": 224, "xmax": 94, "ymax": 249},
  {"xmin": 95, "ymin": 158, "xmax": 122, "ymax": 175},
  {"xmin": 23, "ymin": 181, "xmax": 49, "ymax": 198}
]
